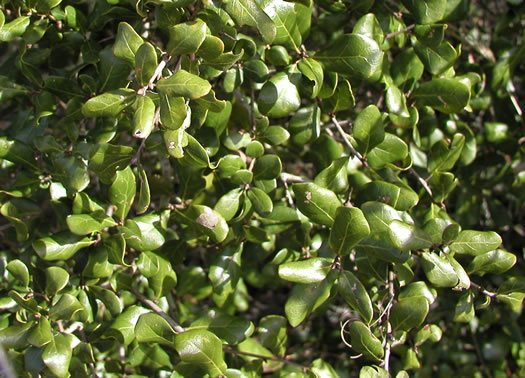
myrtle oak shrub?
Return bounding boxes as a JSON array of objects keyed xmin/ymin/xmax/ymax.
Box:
[{"xmin": 0, "ymin": 0, "xmax": 524, "ymax": 376}]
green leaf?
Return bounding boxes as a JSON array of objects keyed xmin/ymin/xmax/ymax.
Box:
[
  {"xmin": 314, "ymin": 156, "xmax": 349, "ymax": 194},
  {"xmin": 353, "ymin": 13, "xmax": 384, "ymax": 46},
  {"xmin": 329, "ymin": 207, "xmax": 370, "ymax": 256},
  {"xmin": 105, "ymin": 233, "xmax": 129, "ymax": 266},
  {"xmin": 6, "ymin": 259, "xmax": 30, "ymax": 287},
  {"xmin": 66, "ymin": 213, "xmax": 116, "ymax": 235},
  {"xmin": 0, "ymin": 16, "xmax": 30, "ymax": 42},
  {"xmin": 135, "ymin": 42, "xmax": 157, "ymax": 87},
  {"xmin": 167, "ymin": 19, "xmax": 207, "ymax": 56},
  {"xmin": 137, "ymin": 168, "xmax": 151, "ymax": 214},
  {"xmin": 88, "ymin": 143, "xmax": 135, "ymax": 184},
  {"xmin": 27, "ymin": 317, "xmax": 53, "ymax": 348},
  {"xmin": 82, "ymin": 88, "xmax": 135, "ymax": 117},
  {"xmin": 292, "ymin": 182, "xmax": 341, "ymax": 226},
  {"xmin": 454, "ymin": 292, "xmax": 475, "ymax": 322},
  {"xmin": 159, "ymin": 94, "xmax": 188, "ymax": 130},
  {"xmin": 399, "ymin": 281, "xmax": 436, "ymax": 305},
  {"xmin": 132, "ymin": 95, "xmax": 156, "ymax": 139},
  {"xmin": 289, "ymin": 105, "xmax": 321, "ymax": 144},
  {"xmin": 388, "ymin": 220, "xmax": 433, "ymax": 251},
  {"xmin": 428, "ymin": 134, "xmax": 465, "ymax": 172},
  {"xmin": 175, "ymin": 329, "xmax": 228, "ymax": 376},
  {"xmin": 109, "ymin": 166, "xmax": 136, "ymax": 221},
  {"xmin": 400, "ymin": 0, "xmax": 447, "ymax": 24},
  {"xmin": 258, "ymin": 72, "xmax": 301, "ymax": 117},
  {"xmin": 260, "ymin": 126, "xmax": 290, "ymax": 146},
  {"xmin": 180, "ymin": 205, "xmax": 229, "ymax": 243},
  {"xmin": 106, "ymin": 305, "xmax": 149, "ymax": 346},
  {"xmin": 137, "ymin": 251, "xmax": 177, "ymax": 298},
  {"xmin": 209, "ymin": 244, "xmax": 243, "ymax": 294},
  {"xmin": 0, "ymin": 76, "xmax": 29, "ymax": 103},
  {"xmin": 189, "ymin": 310, "xmax": 254, "ymax": 345},
  {"xmin": 414, "ymin": 79, "xmax": 470, "ymax": 114},
  {"xmin": 278, "ymin": 257, "xmax": 333, "ymax": 283},
  {"xmin": 0, "ymin": 137, "xmax": 38, "ymax": 169},
  {"xmin": 338, "ymin": 270, "xmax": 374, "ymax": 324},
  {"xmin": 33, "ymin": 232, "xmax": 95, "ymax": 261},
  {"xmin": 42, "ymin": 334, "xmax": 76, "ymax": 378},
  {"xmin": 52, "ymin": 155, "xmax": 90, "ymax": 193},
  {"xmin": 391, "ymin": 48, "xmax": 424, "ymax": 90},
  {"xmin": 348, "ymin": 321, "xmax": 384, "ymax": 360},
  {"xmin": 390, "ymin": 297, "xmax": 429, "ymax": 332},
  {"xmin": 157, "ymin": 70, "xmax": 211, "ymax": 99},
  {"xmin": 0, "ymin": 322, "xmax": 33, "ymax": 348},
  {"xmin": 253, "ymin": 154, "xmax": 282, "ymax": 180},
  {"xmin": 136, "ymin": 312, "xmax": 177, "ymax": 345},
  {"xmin": 180, "ymin": 133, "xmax": 211, "ymax": 168},
  {"xmin": 262, "ymin": 0, "xmax": 303, "ymax": 50},
  {"xmin": 120, "ymin": 212, "xmax": 166, "ymax": 251},
  {"xmin": 414, "ymin": 24, "xmax": 447, "ymax": 47},
  {"xmin": 112, "ymin": 22, "xmax": 143, "ymax": 66},
  {"xmin": 285, "ymin": 270, "xmax": 338, "ymax": 327},
  {"xmin": 215, "ymin": 188, "xmax": 243, "ymax": 221},
  {"xmin": 497, "ymin": 278, "xmax": 525, "ymax": 313},
  {"xmin": 358, "ymin": 181, "xmax": 419, "ymax": 211},
  {"xmin": 259, "ymin": 315, "xmax": 287, "ymax": 356},
  {"xmin": 316, "ymin": 34, "xmax": 383, "ymax": 79},
  {"xmin": 223, "ymin": 0, "xmax": 276, "ymax": 44},
  {"xmin": 298, "ymin": 57, "xmax": 324, "ymax": 98},
  {"xmin": 321, "ymin": 79, "xmax": 355, "ymax": 113},
  {"xmin": 449, "ymin": 230, "xmax": 502, "ymax": 256},
  {"xmin": 247, "ymin": 187, "xmax": 273, "ymax": 217},
  {"xmin": 356, "ymin": 238, "xmax": 409, "ymax": 263},
  {"xmin": 45, "ymin": 266, "xmax": 70, "ymax": 297},
  {"xmin": 414, "ymin": 40, "xmax": 458, "ymax": 76},
  {"xmin": 353, "ymin": 105, "xmax": 384, "ymax": 155},
  {"xmin": 48, "ymin": 293, "xmax": 84, "ymax": 320},
  {"xmin": 467, "ymin": 250, "xmax": 516, "ymax": 276},
  {"xmin": 420, "ymin": 252, "xmax": 459, "ymax": 287},
  {"xmin": 367, "ymin": 133, "xmax": 408, "ymax": 169},
  {"xmin": 83, "ymin": 245, "xmax": 115, "ymax": 278}
]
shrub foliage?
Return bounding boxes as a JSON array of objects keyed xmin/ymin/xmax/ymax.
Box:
[{"xmin": 0, "ymin": 0, "xmax": 524, "ymax": 376}]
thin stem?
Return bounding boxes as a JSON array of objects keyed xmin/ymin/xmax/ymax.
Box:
[
  {"xmin": 470, "ymin": 282, "xmax": 497, "ymax": 298},
  {"xmin": 130, "ymin": 287, "xmax": 185, "ymax": 333},
  {"xmin": 409, "ymin": 168, "xmax": 433, "ymax": 197},
  {"xmin": 383, "ymin": 269, "xmax": 396, "ymax": 373},
  {"xmin": 223, "ymin": 346, "xmax": 309, "ymax": 369},
  {"xmin": 385, "ymin": 24, "xmax": 415, "ymax": 39},
  {"xmin": 330, "ymin": 115, "xmax": 367, "ymax": 167}
]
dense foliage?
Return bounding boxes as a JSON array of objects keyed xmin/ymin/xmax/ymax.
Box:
[{"xmin": 0, "ymin": 0, "xmax": 524, "ymax": 376}]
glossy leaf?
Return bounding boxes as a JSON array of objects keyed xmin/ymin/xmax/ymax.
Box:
[
  {"xmin": 414, "ymin": 79, "xmax": 470, "ymax": 114},
  {"xmin": 348, "ymin": 321, "xmax": 384, "ymax": 360},
  {"xmin": 338, "ymin": 270, "xmax": 373, "ymax": 324},
  {"xmin": 45, "ymin": 266, "xmax": 69, "ymax": 297},
  {"xmin": 157, "ymin": 70, "xmax": 211, "ymax": 99},
  {"xmin": 107, "ymin": 305, "xmax": 149, "ymax": 346},
  {"xmin": 132, "ymin": 95, "xmax": 156, "ymax": 139},
  {"xmin": 88, "ymin": 144, "xmax": 135, "ymax": 184},
  {"xmin": 109, "ymin": 166, "xmax": 136, "ymax": 221},
  {"xmin": 33, "ymin": 232, "xmax": 94, "ymax": 261},
  {"xmin": 135, "ymin": 312, "xmax": 177, "ymax": 345},
  {"xmin": 293, "ymin": 182, "xmax": 341, "ymax": 226},
  {"xmin": 316, "ymin": 34, "xmax": 383, "ymax": 79},
  {"xmin": 354, "ymin": 104, "xmax": 384, "ymax": 155},
  {"xmin": 329, "ymin": 207, "xmax": 370, "ymax": 256},
  {"xmin": 112, "ymin": 22, "xmax": 143, "ymax": 66},
  {"xmin": 467, "ymin": 250, "xmax": 516, "ymax": 276},
  {"xmin": 400, "ymin": 0, "xmax": 447, "ymax": 24},
  {"xmin": 135, "ymin": 42, "xmax": 157, "ymax": 87},
  {"xmin": 390, "ymin": 297, "xmax": 429, "ymax": 332},
  {"xmin": 388, "ymin": 220, "xmax": 433, "ymax": 251},
  {"xmin": 223, "ymin": 0, "xmax": 276, "ymax": 43},
  {"xmin": 174, "ymin": 329, "xmax": 228, "ymax": 376},
  {"xmin": 278, "ymin": 258, "xmax": 333, "ymax": 283},
  {"xmin": 285, "ymin": 270, "xmax": 338, "ymax": 327},
  {"xmin": 42, "ymin": 334, "xmax": 77, "ymax": 378},
  {"xmin": 420, "ymin": 252, "xmax": 459, "ymax": 287},
  {"xmin": 449, "ymin": 230, "xmax": 502, "ymax": 256},
  {"xmin": 253, "ymin": 154, "xmax": 282, "ymax": 180},
  {"xmin": 66, "ymin": 213, "xmax": 116, "ymax": 235},
  {"xmin": 167, "ymin": 19, "xmax": 207, "ymax": 56},
  {"xmin": 189, "ymin": 310, "xmax": 254, "ymax": 345},
  {"xmin": 258, "ymin": 72, "xmax": 301, "ymax": 117}
]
